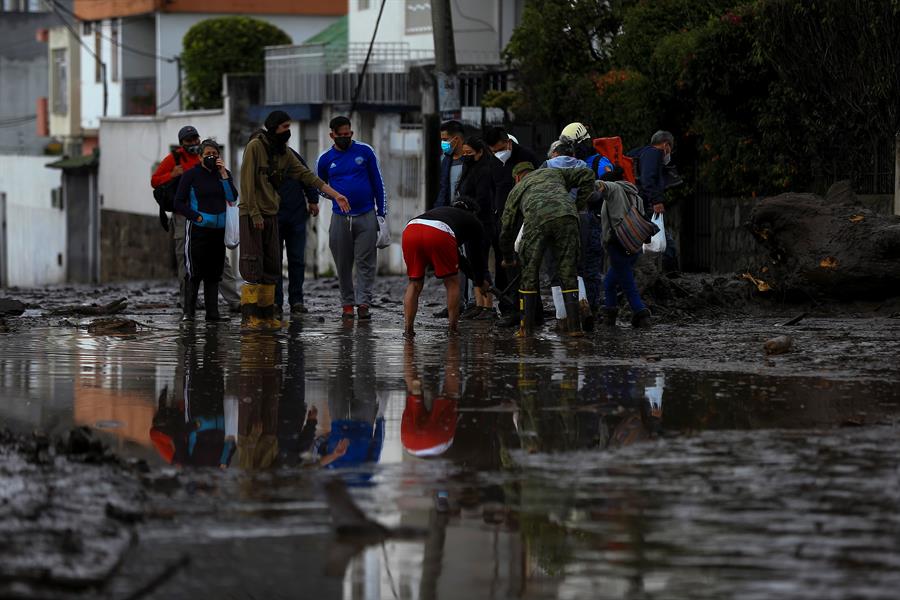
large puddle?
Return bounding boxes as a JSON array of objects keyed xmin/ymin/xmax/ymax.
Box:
[{"xmin": 2, "ymin": 320, "xmax": 900, "ymax": 599}]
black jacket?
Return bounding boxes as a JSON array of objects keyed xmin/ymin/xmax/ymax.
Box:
[
  {"xmin": 456, "ymin": 155, "xmax": 496, "ymax": 227},
  {"xmin": 491, "ymin": 142, "xmax": 539, "ymax": 218}
]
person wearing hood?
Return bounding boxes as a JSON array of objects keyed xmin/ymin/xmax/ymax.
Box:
[
  {"xmin": 239, "ymin": 110, "xmax": 350, "ymax": 329},
  {"xmin": 598, "ymin": 179, "xmax": 653, "ymax": 328}
]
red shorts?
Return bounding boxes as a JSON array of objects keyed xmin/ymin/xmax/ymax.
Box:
[{"xmin": 402, "ymin": 222, "xmax": 459, "ymax": 279}]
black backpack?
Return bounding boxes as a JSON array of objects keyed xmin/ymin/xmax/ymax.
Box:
[{"xmin": 153, "ymin": 149, "xmax": 182, "ymax": 213}]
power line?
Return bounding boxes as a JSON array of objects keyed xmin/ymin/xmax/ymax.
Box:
[
  {"xmin": 46, "ymin": 0, "xmax": 107, "ymax": 117},
  {"xmin": 350, "ymin": 0, "xmax": 388, "ymax": 117},
  {"xmin": 48, "ymin": 0, "xmax": 177, "ymax": 64}
]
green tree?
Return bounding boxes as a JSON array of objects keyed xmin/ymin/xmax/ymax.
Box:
[{"xmin": 182, "ymin": 17, "xmax": 292, "ymax": 109}]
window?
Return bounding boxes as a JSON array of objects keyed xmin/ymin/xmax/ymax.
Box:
[
  {"xmin": 110, "ymin": 20, "xmax": 119, "ymax": 82},
  {"xmin": 358, "ymin": 0, "xmax": 370, "ymax": 9},
  {"xmin": 94, "ymin": 29, "xmax": 101, "ymax": 83},
  {"xmin": 405, "ymin": 0, "xmax": 432, "ymax": 34},
  {"xmin": 82, "ymin": 21, "xmax": 92, "ymax": 36},
  {"xmin": 52, "ymin": 48, "xmax": 68, "ymax": 114}
]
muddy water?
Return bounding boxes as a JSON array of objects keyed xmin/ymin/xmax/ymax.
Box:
[{"xmin": 2, "ymin": 317, "xmax": 900, "ymax": 599}]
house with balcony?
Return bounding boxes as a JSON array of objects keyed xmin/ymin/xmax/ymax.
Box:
[{"xmin": 263, "ymin": 0, "xmax": 525, "ymax": 275}]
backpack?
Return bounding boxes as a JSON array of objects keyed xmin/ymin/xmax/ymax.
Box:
[
  {"xmin": 593, "ymin": 137, "xmax": 636, "ymax": 183},
  {"xmin": 152, "ymin": 149, "xmax": 182, "ymax": 213},
  {"xmin": 250, "ymin": 131, "xmax": 286, "ymax": 190}
]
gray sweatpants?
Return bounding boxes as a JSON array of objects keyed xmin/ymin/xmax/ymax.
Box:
[
  {"xmin": 329, "ymin": 210, "xmax": 377, "ymax": 307},
  {"xmin": 173, "ymin": 213, "xmax": 241, "ymax": 307}
]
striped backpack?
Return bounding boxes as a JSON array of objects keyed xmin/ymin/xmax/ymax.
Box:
[{"xmin": 614, "ymin": 187, "xmax": 659, "ymax": 255}]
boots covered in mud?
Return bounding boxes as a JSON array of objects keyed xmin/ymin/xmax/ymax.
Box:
[
  {"xmin": 517, "ymin": 291, "xmax": 539, "ymax": 337},
  {"xmin": 241, "ymin": 283, "xmax": 280, "ymax": 330},
  {"xmin": 562, "ymin": 290, "xmax": 584, "ymax": 337},
  {"xmin": 182, "ymin": 278, "xmax": 200, "ymax": 323},
  {"xmin": 203, "ymin": 280, "xmax": 229, "ymax": 322}
]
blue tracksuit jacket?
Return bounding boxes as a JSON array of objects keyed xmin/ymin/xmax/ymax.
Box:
[{"xmin": 316, "ymin": 141, "xmax": 387, "ymax": 217}]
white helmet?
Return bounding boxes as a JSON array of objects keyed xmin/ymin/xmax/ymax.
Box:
[{"xmin": 560, "ymin": 122, "xmax": 590, "ymax": 143}]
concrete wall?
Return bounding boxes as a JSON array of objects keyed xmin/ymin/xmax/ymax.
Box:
[
  {"xmin": 155, "ymin": 12, "xmax": 339, "ymax": 115},
  {"xmin": 0, "ymin": 56, "xmax": 48, "ymax": 155},
  {"xmin": 98, "ymin": 109, "xmax": 229, "ymax": 216},
  {"xmin": 0, "ymin": 156, "xmax": 66, "ymax": 287},
  {"xmin": 100, "ymin": 208, "xmax": 171, "ymax": 281},
  {"xmin": 48, "ymin": 27, "xmax": 82, "ymax": 141},
  {"xmin": 348, "ymin": 0, "xmax": 523, "ymax": 65},
  {"xmin": 80, "ymin": 20, "xmax": 124, "ymax": 130}
]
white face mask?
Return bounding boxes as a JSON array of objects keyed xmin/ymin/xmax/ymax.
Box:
[
  {"xmin": 663, "ymin": 151, "xmax": 672, "ymax": 165},
  {"xmin": 495, "ymin": 149, "xmax": 512, "ymax": 165}
]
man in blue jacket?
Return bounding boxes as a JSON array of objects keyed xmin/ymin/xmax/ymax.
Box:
[
  {"xmin": 317, "ymin": 116, "xmax": 387, "ymax": 320},
  {"xmin": 434, "ymin": 120, "xmax": 466, "ymax": 208},
  {"xmin": 276, "ymin": 148, "xmax": 320, "ymax": 316}
]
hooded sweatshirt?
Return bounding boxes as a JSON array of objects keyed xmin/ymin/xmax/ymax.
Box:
[
  {"xmin": 239, "ymin": 133, "xmax": 326, "ymax": 224},
  {"xmin": 599, "ymin": 180, "xmax": 644, "ymax": 248}
]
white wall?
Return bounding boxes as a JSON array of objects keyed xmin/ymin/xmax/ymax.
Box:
[
  {"xmin": 348, "ymin": 0, "xmax": 520, "ymax": 65},
  {"xmin": 80, "ymin": 20, "xmax": 123, "ymax": 131},
  {"xmin": 0, "ymin": 156, "xmax": 66, "ymax": 287},
  {"xmin": 98, "ymin": 109, "xmax": 229, "ymax": 216},
  {"xmin": 155, "ymin": 13, "xmax": 339, "ymax": 115}
]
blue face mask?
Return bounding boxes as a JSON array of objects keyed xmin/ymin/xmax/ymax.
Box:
[{"xmin": 441, "ymin": 140, "xmax": 452, "ymax": 155}]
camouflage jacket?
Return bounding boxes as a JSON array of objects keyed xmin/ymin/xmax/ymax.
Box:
[{"xmin": 499, "ymin": 166, "xmax": 596, "ymax": 260}]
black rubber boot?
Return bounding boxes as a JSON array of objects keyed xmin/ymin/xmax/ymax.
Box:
[
  {"xmin": 602, "ymin": 307, "xmax": 619, "ymax": 327},
  {"xmin": 518, "ymin": 292, "xmax": 538, "ymax": 337},
  {"xmin": 632, "ymin": 308, "xmax": 652, "ymax": 329},
  {"xmin": 204, "ymin": 280, "xmax": 228, "ymax": 322},
  {"xmin": 182, "ymin": 278, "xmax": 200, "ymax": 322},
  {"xmin": 562, "ymin": 291, "xmax": 584, "ymax": 337}
]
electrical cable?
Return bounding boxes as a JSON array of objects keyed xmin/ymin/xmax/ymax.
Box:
[
  {"xmin": 48, "ymin": 0, "xmax": 177, "ymax": 64},
  {"xmin": 350, "ymin": 0, "xmax": 387, "ymax": 117},
  {"xmin": 46, "ymin": 0, "xmax": 108, "ymax": 116},
  {"xmin": 156, "ymin": 58, "xmax": 182, "ymax": 111}
]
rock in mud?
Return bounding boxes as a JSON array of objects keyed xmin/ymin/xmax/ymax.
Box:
[
  {"xmin": 87, "ymin": 317, "xmax": 139, "ymax": 335},
  {"xmin": 0, "ymin": 298, "xmax": 26, "ymax": 316},
  {"xmin": 764, "ymin": 335, "xmax": 794, "ymax": 356}
]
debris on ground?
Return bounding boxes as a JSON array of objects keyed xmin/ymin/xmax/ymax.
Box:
[
  {"xmin": 86, "ymin": 317, "xmax": 139, "ymax": 335},
  {"xmin": 749, "ymin": 180, "xmax": 900, "ymax": 300},
  {"xmin": 0, "ymin": 298, "xmax": 26, "ymax": 316},
  {"xmin": 764, "ymin": 335, "xmax": 794, "ymax": 356},
  {"xmin": 49, "ymin": 297, "xmax": 128, "ymax": 317}
]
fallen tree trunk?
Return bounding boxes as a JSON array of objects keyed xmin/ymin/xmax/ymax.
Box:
[
  {"xmin": 748, "ymin": 181, "xmax": 900, "ymax": 300},
  {"xmin": 48, "ymin": 297, "xmax": 128, "ymax": 316}
]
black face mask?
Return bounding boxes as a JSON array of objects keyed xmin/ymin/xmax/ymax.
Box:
[
  {"xmin": 203, "ymin": 155, "xmax": 219, "ymax": 171},
  {"xmin": 461, "ymin": 155, "xmax": 476, "ymax": 166},
  {"xmin": 334, "ymin": 136, "xmax": 352, "ymax": 151},
  {"xmin": 184, "ymin": 144, "xmax": 201, "ymax": 155},
  {"xmin": 274, "ymin": 130, "xmax": 291, "ymax": 145}
]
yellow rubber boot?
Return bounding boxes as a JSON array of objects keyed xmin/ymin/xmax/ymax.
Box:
[
  {"xmin": 257, "ymin": 284, "xmax": 281, "ymax": 330},
  {"xmin": 241, "ymin": 284, "xmax": 264, "ymax": 329}
]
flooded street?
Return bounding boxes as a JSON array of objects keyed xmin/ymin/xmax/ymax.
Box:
[{"xmin": 2, "ymin": 278, "xmax": 900, "ymax": 599}]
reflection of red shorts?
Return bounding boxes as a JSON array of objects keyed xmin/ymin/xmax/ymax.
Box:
[{"xmin": 402, "ymin": 221, "xmax": 459, "ymax": 279}]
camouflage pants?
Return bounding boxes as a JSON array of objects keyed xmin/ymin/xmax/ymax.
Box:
[{"xmin": 520, "ymin": 216, "xmax": 580, "ymax": 292}]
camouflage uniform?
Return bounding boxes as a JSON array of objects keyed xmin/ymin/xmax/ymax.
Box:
[{"xmin": 500, "ymin": 167, "xmax": 596, "ymax": 292}]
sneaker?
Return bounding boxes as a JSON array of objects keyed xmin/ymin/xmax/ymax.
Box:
[
  {"xmin": 342, "ymin": 305, "xmax": 355, "ymax": 320},
  {"xmin": 358, "ymin": 304, "xmax": 371, "ymax": 320},
  {"xmin": 474, "ymin": 308, "xmax": 497, "ymax": 321},
  {"xmin": 290, "ymin": 303, "xmax": 308, "ymax": 314}
]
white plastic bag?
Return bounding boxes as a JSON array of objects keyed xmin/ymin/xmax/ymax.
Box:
[
  {"xmin": 376, "ymin": 216, "xmax": 392, "ymax": 249},
  {"xmin": 513, "ymin": 224, "xmax": 525, "ymax": 253},
  {"xmin": 642, "ymin": 213, "xmax": 666, "ymax": 254},
  {"xmin": 224, "ymin": 201, "xmax": 240, "ymax": 249}
]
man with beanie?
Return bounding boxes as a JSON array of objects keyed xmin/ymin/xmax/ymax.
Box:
[
  {"xmin": 499, "ymin": 162, "xmax": 596, "ymax": 337},
  {"xmin": 316, "ymin": 115, "xmax": 387, "ymax": 321},
  {"xmin": 152, "ymin": 125, "xmax": 242, "ymax": 313},
  {"xmin": 239, "ymin": 111, "xmax": 350, "ymax": 329}
]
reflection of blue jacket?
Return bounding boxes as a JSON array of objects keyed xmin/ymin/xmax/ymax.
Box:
[
  {"xmin": 278, "ymin": 149, "xmax": 318, "ymax": 226},
  {"xmin": 321, "ymin": 418, "xmax": 385, "ymax": 469}
]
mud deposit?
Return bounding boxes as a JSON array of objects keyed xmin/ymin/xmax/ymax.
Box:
[{"xmin": 1, "ymin": 277, "xmax": 899, "ymax": 599}]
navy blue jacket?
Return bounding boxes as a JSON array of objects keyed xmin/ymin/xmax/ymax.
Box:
[
  {"xmin": 435, "ymin": 153, "xmax": 457, "ymax": 208},
  {"xmin": 174, "ymin": 164, "xmax": 237, "ymax": 228},
  {"xmin": 278, "ymin": 148, "xmax": 319, "ymax": 224},
  {"xmin": 632, "ymin": 145, "xmax": 666, "ymax": 207}
]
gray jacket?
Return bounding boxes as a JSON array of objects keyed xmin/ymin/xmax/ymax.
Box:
[{"xmin": 599, "ymin": 180, "xmax": 644, "ymax": 248}]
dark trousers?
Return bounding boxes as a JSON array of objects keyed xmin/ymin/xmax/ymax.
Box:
[
  {"xmin": 578, "ymin": 211, "xmax": 605, "ymax": 310},
  {"xmin": 184, "ymin": 222, "xmax": 225, "ymax": 283},
  {"xmin": 239, "ymin": 214, "xmax": 280, "ymax": 284},
  {"xmin": 275, "ymin": 210, "xmax": 308, "ymax": 307}
]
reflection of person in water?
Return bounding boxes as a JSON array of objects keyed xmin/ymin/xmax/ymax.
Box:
[
  {"xmin": 401, "ymin": 337, "xmax": 460, "ymax": 458},
  {"xmin": 150, "ymin": 329, "xmax": 237, "ymax": 468},
  {"xmin": 318, "ymin": 330, "xmax": 383, "ymax": 470}
]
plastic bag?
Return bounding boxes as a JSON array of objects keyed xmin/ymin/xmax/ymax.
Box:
[
  {"xmin": 376, "ymin": 216, "xmax": 392, "ymax": 249},
  {"xmin": 642, "ymin": 213, "xmax": 666, "ymax": 254},
  {"xmin": 224, "ymin": 201, "xmax": 240, "ymax": 249}
]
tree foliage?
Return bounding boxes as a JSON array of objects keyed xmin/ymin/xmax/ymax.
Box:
[
  {"xmin": 503, "ymin": 0, "xmax": 900, "ymax": 196},
  {"xmin": 182, "ymin": 17, "xmax": 292, "ymax": 110}
]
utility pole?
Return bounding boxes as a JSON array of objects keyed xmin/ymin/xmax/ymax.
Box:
[{"xmin": 431, "ymin": 0, "xmax": 460, "ymax": 122}]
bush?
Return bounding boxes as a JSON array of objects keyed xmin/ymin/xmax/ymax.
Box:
[{"xmin": 182, "ymin": 17, "xmax": 292, "ymax": 109}]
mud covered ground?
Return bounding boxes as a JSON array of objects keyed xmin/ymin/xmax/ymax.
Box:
[{"xmin": 1, "ymin": 274, "xmax": 900, "ymax": 599}]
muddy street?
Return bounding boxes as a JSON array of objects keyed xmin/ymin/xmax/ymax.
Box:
[{"xmin": 2, "ymin": 277, "xmax": 900, "ymax": 600}]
